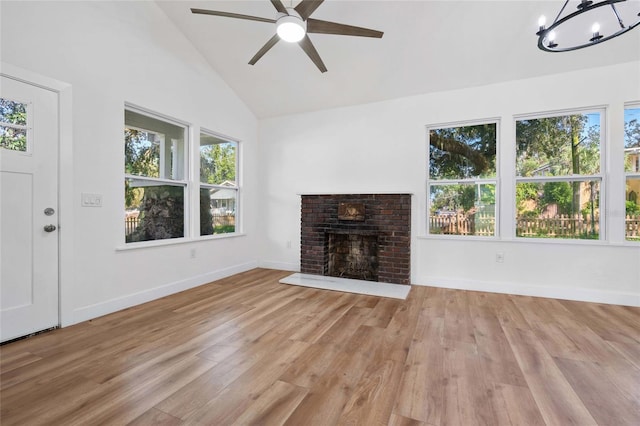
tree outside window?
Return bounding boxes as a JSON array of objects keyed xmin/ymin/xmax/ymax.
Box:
[
  {"xmin": 515, "ymin": 111, "xmax": 603, "ymax": 240},
  {"xmin": 427, "ymin": 122, "xmax": 497, "ymax": 237},
  {"xmin": 0, "ymin": 98, "xmax": 28, "ymax": 152},
  {"xmin": 124, "ymin": 108, "xmax": 187, "ymax": 243},
  {"xmin": 200, "ymin": 132, "xmax": 238, "ymax": 236}
]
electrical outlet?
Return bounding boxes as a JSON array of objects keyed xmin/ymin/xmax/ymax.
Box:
[
  {"xmin": 496, "ymin": 252, "xmax": 504, "ymax": 263},
  {"xmin": 286, "ymin": 240, "xmax": 292, "ymax": 249},
  {"xmin": 190, "ymin": 248, "xmax": 196, "ymax": 259}
]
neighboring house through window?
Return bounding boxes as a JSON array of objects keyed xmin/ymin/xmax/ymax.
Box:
[
  {"xmin": 624, "ymin": 104, "xmax": 640, "ymax": 242},
  {"xmin": 515, "ymin": 109, "xmax": 604, "ymax": 240},
  {"xmin": 199, "ymin": 131, "xmax": 238, "ymax": 236}
]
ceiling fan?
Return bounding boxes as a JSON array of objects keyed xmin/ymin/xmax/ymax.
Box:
[{"xmin": 191, "ymin": 0, "xmax": 383, "ymax": 73}]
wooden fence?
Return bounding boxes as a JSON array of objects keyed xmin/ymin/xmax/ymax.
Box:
[
  {"xmin": 627, "ymin": 215, "xmax": 640, "ymax": 240},
  {"xmin": 125, "ymin": 213, "xmax": 235, "ymax": 236},
  {"xmin": 516, "ymin": 214, "xmax": 599, "ymax": 238},
  {"xmin": 430, "ymin": 213, "xmax": 640, "ymax": 239},
  {"xmin": 429, "ymin": 213, "xmax": 495, "ymax": 236}
]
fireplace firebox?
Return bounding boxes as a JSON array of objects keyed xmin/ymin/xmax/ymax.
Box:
[{"xmin": 300, "ymin": 194, "xmax": 411, "ymax": 285}]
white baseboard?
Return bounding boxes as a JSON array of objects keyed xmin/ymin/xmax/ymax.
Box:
[
  {"xmin": 258, "ymin": 260, "xmax": 299, "ymax": 272},
  {"xmin": 416, "ymin": 277, "xmax": 640, "ymax": 307},
  {"xmin": 69, "ymin": 261, "xmax": 259, "ymax": 325}
]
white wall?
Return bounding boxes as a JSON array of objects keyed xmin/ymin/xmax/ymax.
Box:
[
  {"xmin": 258, "ymin": 61, "xmax": 640, "ymax": 306},
  {"xmin": 1, "ymin": 1, "xmax": 260, "ymax": 325}
]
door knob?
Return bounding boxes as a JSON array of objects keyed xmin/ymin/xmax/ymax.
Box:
[{"xmin": 44, "ymin": 224, "xmax": 57, "ymax": 232}]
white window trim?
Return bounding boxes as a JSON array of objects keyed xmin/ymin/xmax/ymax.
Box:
[
  {"xmin": 425, "ymin": 118, "xmax": 500, "ymax": 239},
  {"xmin": 624, "ymin": 102, "xmax": 640, "ymax": 244},
  {"xmin": 514, "ymin": 106, "xmax": 607, "ymax": 241},
  {"xmin": 124, "ymin": 104, "xmax": 190, "ymax": 244},
  {"xmin": 198, "ymin": 128, "xmax": 241, "ymax": 237}
]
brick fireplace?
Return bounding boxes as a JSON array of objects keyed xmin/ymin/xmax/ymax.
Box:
[{"xmin": 300, "ymin": 194, "xmax": 411, "ymax": 285}]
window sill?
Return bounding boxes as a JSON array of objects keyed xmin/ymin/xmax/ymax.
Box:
[{"xmin": 116, "ymin": 232, "xmax": 246, "ymax": 251}]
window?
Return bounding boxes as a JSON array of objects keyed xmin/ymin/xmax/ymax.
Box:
[
  {"xmin": 625, "ymin": 105, "xmax": 640, "ymax": 242},
  {"xmin": 0, "ymin": 98, "xmax": 29, "ymax": 152},
  {"xmin": 515, "ymin": 110, "xmax": 603, "ymax": 240},
  {"xmin": 199, "ymin": 131, "xmax": 238, "ymax": 236},
  {"xmin": 124, "ymin": 108, "xmax": 187, "ymax": 243},
  {"xmin": 427, "ymin": 122, "xmax": 497, "ymax": 236}
]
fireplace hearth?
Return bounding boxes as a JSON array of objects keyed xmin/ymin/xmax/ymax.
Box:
[{"xmin": 300, "ymin": 194, "xmax": 411, "ymax": 285}]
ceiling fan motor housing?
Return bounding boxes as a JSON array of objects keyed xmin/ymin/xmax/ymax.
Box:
[{"xmin": 276, "ymin": 8, "xmax": 306, "ymax": 42}]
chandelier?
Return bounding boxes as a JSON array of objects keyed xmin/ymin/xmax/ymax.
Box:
[{"xmin": 536, "ymin": 0, "xmax": 640, "ymax": 52}]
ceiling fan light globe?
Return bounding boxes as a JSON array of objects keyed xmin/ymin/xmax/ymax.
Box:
[{"xmin": 277, "ymin": 15, "xmax": 306, "ymax": 42}]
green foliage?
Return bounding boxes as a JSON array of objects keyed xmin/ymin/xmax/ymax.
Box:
[
  {"xmin": 125, "ymin": 129, "xmax": 159, "ymax": 176},
  {"xmin": 479, "ymin": 184, "xmax": 495, "ymax": 206},
  {"xmin": 429, "ymin": 123, "xmax": 496, "ymax": 179},
  {"xmin": 541, "ymin": 181, "xmax": 572, "ymax": 214},
  {"xmin": 460, "ymin": 185, "xmax": 476, "ymax": 211},
  {"xmin": 519, "ymin": 210, "xmax": 539, "ymax": 219},
  {"xmin": 626, "ymin": 200, "xmax": 640, "ymax": 215},
  {"xmin": 516, "ymin": 114, "xmax": 600, "ymax": 176},
  {"xmin": 0, "ymin": 99, "xmax": 26, "ymax": 125},
  {"xmin": 625, "ymin": 116, "xmax": 640, "ymax": 149},
  {"xmin": 516, "ymin": 182, "xmax": 539, "ymax": 214},
  {"xmin": 624, "ymin": 114, "xmax": 640, "ymax": 173},
  {"xmin": 0, "ymin": 99, "xmax": 27, "ymax": 151},
  {"xmin": 200, "ymin": 143, "xmax": 236, "ymax": 185},
  {"xmin": 125, "ymin": 128, "xmax": 160, "ymax": 209},
  {"xmin": 214, "ymin": 224, "xmax": 236, "ymax": 234}
]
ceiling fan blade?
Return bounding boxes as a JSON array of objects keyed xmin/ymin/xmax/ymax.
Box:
[
  {"xmin": 299, "ymin": 35, "xmax": 327, "ymax": 73},
  {"xmin": 307, "ymin": 18, "xmax": 383, "ymax": 38},
  {"xmin": 249, "ymin": 34, "xmax": 281, "ymax": 65},
  {"xmin": 190, "ymin": 8, "xmax": 275, "ymax": 24},
  {"xmin": 270, "ymin": 0, "xmax": 288, "ymax": 14},
  {"xmin": 294, "ymin": 0, "xmax": 324, "ymax": 20}
]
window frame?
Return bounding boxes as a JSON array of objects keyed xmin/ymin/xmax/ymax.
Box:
[
  {"xmin": 514, "ymin": 107, "xmax": 606, "ymax": 241},
  {"xmin": 124, "ymin": 104, "xmax": 190, "ymax": 245},
  {"xmin": 624, "ymin": 102, "xmax": 640, "ymax": 243},
  {"xmin": 198, "ymin": 128, "xmax": 240, "ymax": 238},
  {"xmin": 426, "ymin": 118, "xmax": 500, "ymax": 238},
  {"xmin": 0, "ymin": 97, "xmax": 32, "ymax": 154}
]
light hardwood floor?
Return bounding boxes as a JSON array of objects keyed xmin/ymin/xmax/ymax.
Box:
[{"xmin": 1, "ymin": 268, "xmax": 638, "ymax": 425}]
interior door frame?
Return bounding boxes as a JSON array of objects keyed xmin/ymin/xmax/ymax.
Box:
[{"xmin": 1, "ymin": 62, "xmax": 74, "ymax": 327}]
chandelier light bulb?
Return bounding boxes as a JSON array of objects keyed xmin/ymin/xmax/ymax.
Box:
[
  {"xmin": 590, "ymin": 21, "xmax": 603, "ymax": 42},
  {"xmin": 547, "ymin": 30, "xmax": 558, "ymax": 48},
  {"xmin": 538, "ymin": 15, "xmax": 546, "ymax": 27}
]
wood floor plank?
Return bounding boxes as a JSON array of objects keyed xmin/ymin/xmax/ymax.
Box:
[
  {"xmin": 502, "ymin": 326, "xmax": 598, "ymax": 425},
  {"xmin": 388, "ymin": 413, "xmax": 429, "ymax": 426},
  {"xmin": 182, "ymin": 339, "xmax": 309, "ymax": 424},
  {"xmin": 231, "ymin": 380, "xmax": 308, "ymax": 425},
  {"xmin": 127, "ymin": 408, "xmax": 183, "ymax": 426},
  {"xmin": 282, "ymin": 349, "xmax": 371, "ymax": 426},
  {"xmin": 393, "ymin": 315, "xmax": 445, "ymax": 424},
  {"xmin": 1, "ymin": 268, "xmax": 638, "ymax": 426},
  {"xmin": 554, "ymin": 356, "xmax": 640, "ymax": 425},
  {"xmin": 492, "ymin": 383, "xmax": 546, "ymax": 426}
]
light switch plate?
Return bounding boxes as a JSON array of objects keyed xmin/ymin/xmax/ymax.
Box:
[{"xmin": 81, "ymin": 193, "xmax": 102, "ymax": 207}]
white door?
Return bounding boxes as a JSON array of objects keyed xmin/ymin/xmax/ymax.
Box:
[{"xmin": 1, "ymin": 75, "xmax": 59, "ymax": 342}]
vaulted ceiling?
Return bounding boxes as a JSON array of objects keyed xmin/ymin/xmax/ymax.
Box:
[{"xmin": 157, "ymin": 1, "xmax": 640, "ymax": 118}]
